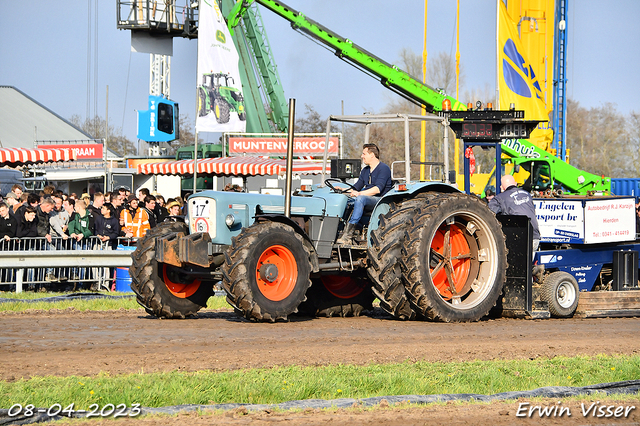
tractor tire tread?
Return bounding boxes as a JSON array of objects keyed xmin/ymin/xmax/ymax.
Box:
[
  {"xmin": 399, "ymin": 193, "xmax": 507, "ymax": 322},
  {"xmin": 367, "ymin": 195, "xmax": 437, "ymax": 320},
  {"xmin": 129, "ymin": 222, "xmax": 212, "ymax": 319},
  {"xmin": 222, "ymin": 221, "xmax": 313, "ymax": 322}
]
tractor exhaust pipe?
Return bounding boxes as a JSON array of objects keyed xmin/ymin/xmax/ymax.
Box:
[{"xmin": 284, "ymin": 99, "xmax": 296, "ymax": 218}]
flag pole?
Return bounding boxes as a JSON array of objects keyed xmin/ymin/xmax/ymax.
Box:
[
  {"xmin": 454, "ymin": 0, "xmax": 460, "ymax": 180},
  {"xmin": 420, "ymin": 0, "xmax": 428, "ymax": 181},
  {"xmin": 496, "ymin": 0, "xmax": 501, "ymax": 110}
]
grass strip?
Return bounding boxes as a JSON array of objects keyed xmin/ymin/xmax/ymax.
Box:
[
  {"xmin": 1, "ymin": 355, "xmax": 638, "ymax": 409},
  {"xmin": 0, "ymin": 292, "xmax": 231, "ymax": 312}
]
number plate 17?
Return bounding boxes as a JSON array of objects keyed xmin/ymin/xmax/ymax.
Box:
[
  {"xmin": 189, "ymin": 198, "xmax": 216, "ymax": 238},
  {"xmin": 191, "ymin": 199, "xmax": 211, "ymax": 218}
]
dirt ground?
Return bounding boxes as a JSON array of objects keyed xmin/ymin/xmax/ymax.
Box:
[{"xmin": 2, "ymin": 307, "xmax": 640, "ymax": 425}]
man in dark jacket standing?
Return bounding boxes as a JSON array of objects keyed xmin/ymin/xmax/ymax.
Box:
[
  {"xmin": 0, "ymin": 202, "xmax": 17, "ymax": 247},
  {"xmin": 142, "ymin": 195, "xmax": 158, "ymax": 229},
  {"xmin": 36, "ymin": 198, "xmax": 55, "ymax": 244},
  {"xmin": 15, "ymin": 193, "xmax": 40, "ymax": 219},
  {"xmin": 489, "ymin": 175, "xmax": 540, "ymax": 256},
  {"xmin": 88, "ymin": 192, "xmax": 105, "ymax": 219},
  {"xmin": 37, "ymin": 198, "xmax": 57, "ymax": 281},
  {"xmin": 95, "ymin": 203, "xmax": 121, "ymax": 250}
]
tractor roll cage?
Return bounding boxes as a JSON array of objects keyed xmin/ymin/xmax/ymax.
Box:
[{"xmin": 319, "ymin": 113, "xmax": 450, "ymax": 186}]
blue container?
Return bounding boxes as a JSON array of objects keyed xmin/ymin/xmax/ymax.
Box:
[
  {"xmin": 115, "ymin": 267, "xmax": 133, "ymax": 293},
  {"xmin": 611, "ymin": 178, "xmax": 640, "ymax": 201}
]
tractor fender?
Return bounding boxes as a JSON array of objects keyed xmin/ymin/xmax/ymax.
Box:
[
  {"xmin": 368, "ymin": 181, "xmax": 461, "ymax": 240},
  {"xmin": 254, "ymin": 213, "xmax": 320, "ymax": 272}
]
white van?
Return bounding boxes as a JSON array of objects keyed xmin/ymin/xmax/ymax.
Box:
[{"xmin": 0, "ymin": 169, "xmax": 23, "ymax": 197}]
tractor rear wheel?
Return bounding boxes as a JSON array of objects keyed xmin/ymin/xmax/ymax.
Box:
[
  {"xmin": 222, "ymin": 221, "xmax": 313, "ymax": 322},
  {"xmin": 400, "ymin": 193, "xmax": 507, "ymax": 322},
  {"xmin": 198, "ymin": 88, "xmax": 207, "ymax": 117},
  {"xmin": 540, "ymin": 271, "xmax": 579, "ymax": 317},
  {"xmin": 213, "ymin": 96, "xmax": 231, "ymax": 124},
  {"xmin": 130, "ymin": 222, "xmax": 214, "ymax": 319},
  {"xmin": 300, "ymin": 275, "xmax": 375, "ymax": 318},
  {"xmin": 367, "ymin": 195, "xmax": 435, "ymax": 319}
]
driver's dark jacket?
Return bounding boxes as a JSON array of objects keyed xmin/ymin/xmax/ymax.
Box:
[{"xmin": 488, "ymin": 185, "xmax": 540, "ymax": 239}]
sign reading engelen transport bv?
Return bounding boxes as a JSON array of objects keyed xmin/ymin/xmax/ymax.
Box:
[{"xmin": 228, "ymin": 137, "xmax": 339, "ymax": 157}]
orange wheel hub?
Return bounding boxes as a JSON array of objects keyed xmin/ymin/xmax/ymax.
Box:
[
  {"xmin": 430, "ymin": 223, "xmax": 471, "ymax": 299},
  {"xmin": 162, "ymin": 264, "xmax": 201, "ymax": 298},
  {"xmin": 256, "ymin": 245, "xmax": 298, "ymax": 301},
  {"xmin": 322, "ymin": 276, "xmax": 364, "ymax": 299}
]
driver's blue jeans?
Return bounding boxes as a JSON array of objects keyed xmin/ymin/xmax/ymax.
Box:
[{"xmin": 347, "ymin": 195, "xmax": 380, "ymax": 225}]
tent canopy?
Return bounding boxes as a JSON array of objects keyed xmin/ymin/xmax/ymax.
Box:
[
  {"xmin": 0, "ymin": 147, "xmax": 77, "ymax": 166},
  {"xmin": 137, "ymin": 156, "xmax": 329, "ymax": 177}
]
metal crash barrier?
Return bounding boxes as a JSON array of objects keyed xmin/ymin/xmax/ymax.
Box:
[{"xmin": 0, "ymin": 237, "xmax": 136, "ymax": 293}]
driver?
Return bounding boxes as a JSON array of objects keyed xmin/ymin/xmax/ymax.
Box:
[{"xmin": 336, "ymin": 143, "xmax": 393, "ymax": 244}]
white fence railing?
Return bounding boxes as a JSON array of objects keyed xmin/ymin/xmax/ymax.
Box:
[{"xmin": 0, "ymin": 237, "xmax": 135, "ymax": 293}]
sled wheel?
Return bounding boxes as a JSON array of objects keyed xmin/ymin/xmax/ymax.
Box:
[{"xmin": 541, "ymin": 271, "xmax": 579, "ymax": 317}]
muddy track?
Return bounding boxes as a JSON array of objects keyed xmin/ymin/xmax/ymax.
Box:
[{"xmin": 2, "ymin": 307, "xmax": 639, "ymax": 382}]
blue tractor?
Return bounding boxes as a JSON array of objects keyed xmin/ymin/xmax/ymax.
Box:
[{"xmin": 130, "ymin": 113, "xmax": 511, "ymax": 322}]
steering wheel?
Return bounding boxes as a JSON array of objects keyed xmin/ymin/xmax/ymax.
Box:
[{"xmin": 325, "ymin": 178, "xmax": 357, "ymax": 194}]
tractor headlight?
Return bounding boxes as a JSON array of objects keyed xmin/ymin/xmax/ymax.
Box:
[{"xmin": 225, "ymin": 214, "xmax": 236, "ymax": 228}]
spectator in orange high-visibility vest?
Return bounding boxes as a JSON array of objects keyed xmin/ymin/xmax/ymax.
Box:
[
  {"xmin": 120, "ymin": 195, "xmax": 136, "ymax": 238},
  {"xmin": 121, "ymin": 195, "xmax": 150, "ymax": 238}
]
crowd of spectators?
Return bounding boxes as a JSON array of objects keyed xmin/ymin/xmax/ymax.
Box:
[{"xmin": 0, "ymin": 183, "xmax": 186, "ymax": 281}]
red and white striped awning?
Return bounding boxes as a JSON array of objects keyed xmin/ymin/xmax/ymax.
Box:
[
  {"xmin": 138, "ymin": 156, "xmax": 329, "ymax": 176},
  {"xmin": 0, "ymin": 147, "xmax": 77, "ymax": 166}
]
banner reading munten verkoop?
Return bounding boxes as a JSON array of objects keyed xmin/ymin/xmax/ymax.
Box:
[
  {"xmin": 228, "ymin": 137, "xmax": 340, "ymax": 157},
  {"xmin": 196, "ymin": 0, "xmax": 246, "ymax": 133}
]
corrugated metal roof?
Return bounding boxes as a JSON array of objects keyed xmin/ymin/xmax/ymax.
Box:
[{"xmin": 0, "ymin": 86, "xmax": 94, "ymax": 149}]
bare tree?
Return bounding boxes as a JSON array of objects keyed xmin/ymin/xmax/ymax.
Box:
[
  {"xmin": 69, "ymin": 115, "xmax": 136, "ymax": 157},
  {"xmin": 295, "ymin": 104, "xmax": 329, "ymax": 133},
  {"xmin": 375, "ymin": 50, "xmax": 464, "ymax": 174},
  {"xmin": 164, "ymin": 113, "xmax": 201, "ymax": 156},
  {"xmin": 427, "ymin": 51, "xmax": 465, "ymax": 95},
  {"xmin": 566, "ymin": 100, "xmax": 629, "ymax": 178},
  {"xmin": 627, "ymin": 110, "xmax": 640, "ymax": 177}
]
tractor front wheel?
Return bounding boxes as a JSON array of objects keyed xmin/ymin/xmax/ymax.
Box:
[{"xmin": 222, "ymin": 221, "xmax": 313, "ymax": 322}]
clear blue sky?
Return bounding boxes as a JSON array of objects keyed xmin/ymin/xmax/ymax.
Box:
[{"xmin": 1, "ymin": 0, "xmax": 638, "ymax": 144}]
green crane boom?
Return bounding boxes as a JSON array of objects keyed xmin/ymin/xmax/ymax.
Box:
[
  {"xmin": 227, "ymin": 0, "xmax": 610, "ymax": 194},
  {"xmin": 227, "ymin": 0, "xmax": 466, "ymax": 113}
]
